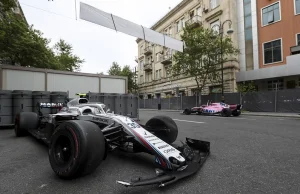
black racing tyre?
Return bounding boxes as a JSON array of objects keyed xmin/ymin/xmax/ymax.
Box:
[
  {"xmin": 14, "ymin": 112, "xmax": 39, "ymax": 137},
  {"xmin": 232, "ymin": 110, "xmax": 241, "ymax": 117},
  {"xmin": 48, "ymin": 120, "xmax": 106, "ymax": 179},
  {"xmin": 145, "ymin": 115, "xmax": 178, "ymax": 144},
  {"xmin": 221, "ymin": 108, "xmax": 232, "ymax": 117},
  {"xmin": 183, "ymin": 109, "xmax": 191, "ymax": 115}
]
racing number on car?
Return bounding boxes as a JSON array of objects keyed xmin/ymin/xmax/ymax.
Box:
[{"xmin": 127, "ymin": 122, "xmax": 141, "ymax": 129}]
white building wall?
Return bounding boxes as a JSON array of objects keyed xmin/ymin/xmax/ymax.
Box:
[
  {"xmin": 251, "ymin": 0, "xmax": 259, "ymax": 70},
  {"xmin": 2, "ymin": 69, "xmax": 45, "ymax": 91},
  {"xmin": 237, "ymin": 0, "xmax": 246, "ymax": 72},
  {"xmin": 100, "ymin": 78, "xmax": 126, "ymax": 94},
  {"xmin": 47, "ymin": 73, "xmax": 100, "ymax": 98}
]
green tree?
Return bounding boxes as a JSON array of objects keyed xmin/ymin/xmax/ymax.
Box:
[
  {"xmin": 172, "ymin": 25, "xmax": 239, "ymax": 103},
  {"xmin": 107, "ymin": 62, "xmax": 137, "ymax": 93},
  {"xmin": 0, "ymin": 0, "xmax": 16, "ymax": 13},
  {"xmin": 53, "ymin": 39, "xmax": 84, "ymax": 72},
  {"xmin": 107, "ymin": 62, "xmax": 122, "ymax": 75},
  {"xmin": 0, "ymin": 12, "xmax": 59, "ymax": 69},
  {"xmin": 236, "ymin": 81, "xmax": 257, "ymax": 104}
]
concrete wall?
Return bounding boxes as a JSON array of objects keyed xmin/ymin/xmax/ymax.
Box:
[{"xmin": 0, "ymin": 65, "xmax": 128, "ymax": 98}]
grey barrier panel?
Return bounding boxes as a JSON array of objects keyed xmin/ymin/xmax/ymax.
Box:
[
  {"xmin": 182, "ymin": 96, "xmax": 197, "ymax": 108},
  {"xmin": 51, "ymin": 91, "xmax": 68, "ymax": 114},
  {"xmin": 139, "ymin": 98, "xmax": 145, "ymax": 108},
  {"xmin": 89, "ymin": 92, "xmax": 104, "ymax": 103},
  {"xmin": 104, "ymin": 93, "xmax": 116, "ymax": 112},
  {"xmin": 224, "ymin": 93, "xmax": 241, "ymax": 104},
  {"xmin": 12, "ymin": 90, "xmax": 33, "ymax": 120},
  {"xmin": 32, "ymin": 91, "xmax": 51, "ymax": 115},
  {"xmin": 127, "ymin": 95, "xmax": 138, "ymax": 118},
  {"xmin": 115, "ymin": 94, "xmax": 127, "ymax": 116},
  {"xmin": 276, "ymin": 88, "xmax": 300, "ymax": 113},
  {"xmin": 0, "ymin": 90, "xmax": 13, "ymax": 125},
  {"xmin": 243, "ymin": 91, "xmax": 275, "ymax": 112},
  {"xmin": 161, "ymin": 98, "xmax": 169, "ymax": 109},
  {"xmin": 170, "ymin": 97, "xmax": 180, "ymax": 110}
]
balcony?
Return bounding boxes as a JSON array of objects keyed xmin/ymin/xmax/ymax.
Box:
[
  {"xmin": 160, "ymin": 54, "xmax": 172, "ymax": 65},
  {"xmin": 144, "ymin": 46, "xmax": 153, "ymax": 56},
  {"xmin": 291, "ymin": 45, "xmax": 300, "ymax": 55},
  {"xmin": 144, "ymin": 63, "xmax": 153, "ymax": 72},
  {"xmin": 185, "ymin": 15, "xmax": 202, "ymax": 28}
]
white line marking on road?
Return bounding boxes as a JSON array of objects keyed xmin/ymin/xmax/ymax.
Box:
[{"xmin": 173, "ymin": 119, "xmax": 205, "ymax": 124}]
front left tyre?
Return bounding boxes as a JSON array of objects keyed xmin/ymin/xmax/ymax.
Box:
[
  {"xmin": 48, "ymin": 120, "xmax": 106, "ymax": 179},
  {"xmin": 14, "ymin": 112, "xmax": 39, "ymax": 137}
]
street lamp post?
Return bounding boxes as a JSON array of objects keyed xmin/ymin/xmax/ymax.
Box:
[{"xmin": 211, "ymin": 20, "xmax": 234, "ymax": 103}]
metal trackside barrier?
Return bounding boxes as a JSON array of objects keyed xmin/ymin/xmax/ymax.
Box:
[
  {"xmin": 0, "ymin": 90, "xmax": 13, "ymax": 125},
  {"xmin": 32, "ymin": 91, "xmax": 51, "ymax": 115},
  {"xmin": 50, "ymin": 91, "xmax": 69, "ymax": 114},
  {"xmin": 12, "ymin": 90, "xmax": 33, "ymax": 120},
  {"xmin": 88, "ymin": 92, "xmax": 104, "ymax": 103},
  {"xmin": 115, "ymin": 94, "xmax": 128, "ymax": 116},
  {"xmin": 126, "ymin": 94, "xmax": 138, "ymax": 118},
  {"xmin": 104, "ymin": 93, "xmax": 116, "ymax": 113}
]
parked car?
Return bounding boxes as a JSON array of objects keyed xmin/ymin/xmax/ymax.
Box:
[{"xmin": 182, "ymin": 102, "xmax": 242, "ymax": 117}]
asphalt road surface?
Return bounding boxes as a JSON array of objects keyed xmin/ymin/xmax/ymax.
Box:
[{"xmin": 0, "ymin": 110, "xmax": 300, "ymax": 194}]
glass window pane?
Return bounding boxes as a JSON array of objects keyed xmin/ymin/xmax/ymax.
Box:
[
  {"xmin": 274, "ymin": 2, "xmax": 279, "ymax": 9},
  {"xmin": 244, "ymin": 4, "xmax": 251, "ymax": 16},
  {"xmin": 267, "ymin": 6, "xmax": 274, "ymax": 12},
  {"xmin": 264, "ymin": 49, "xmax": 273, "ymax": 64},
  {"xmin": 273, "ymin": 39, "xmax": 281, "ymax": 46},
  {"xmin": 273, "ymin": 47, "xmax": 282, "ymax": 62},
  {"xmin": 245, "ymin": 28, "xmax": 253, "ymax": 40},
  {"xmin": 262, "ymin": 13, "xmax": 269, "ymax": 25},
  {"xmin": 297, "ymin": 34, "xmax": 300, "ymax": 45},
  {"xmin": 245, "ymin": 15, "xmax": 252, "ymax": 28},
  {"xmin": 244, "ymin": 0, "xmax": 251, "ymax": 4},
  {"xmin": 262, "ymin": 7, "xmax": 268, "ymax": 14},
  {"xmin": 274, "ymin": 8, "xmax": 280, "ymax": 21},
  {"xmin": 297, "ymin": 0, "xmax": 300, "ymax": 14},
  {"xmin": 264, "ymin": 42, "xmax": 271, "ymax": 49},
  {"xmin": 268, "ymin": 11, "xmax": 274, "ymax": 23}
]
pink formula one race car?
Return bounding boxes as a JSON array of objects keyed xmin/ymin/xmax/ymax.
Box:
[{"xmin": 182, "ymin": 102, "xmax": 242, "ymax": 117}]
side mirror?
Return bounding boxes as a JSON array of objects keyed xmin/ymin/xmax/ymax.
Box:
[{"xmin": 106, "ymin": 109, "xmax": 111, "ymax": 113}]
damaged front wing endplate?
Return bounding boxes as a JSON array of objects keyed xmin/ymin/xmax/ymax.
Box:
[{"xmin": 117, "ymin": 138, "xmax": 210, "ymax": 187}]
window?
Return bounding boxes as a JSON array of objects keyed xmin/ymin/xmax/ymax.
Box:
[
  {"xmin": 140, "ymin": 45, "xmax": 143, "ymax": 55},
  {"xmin": 181, "ymin": 18, "xmax": 185, "ymax": 28},
  {"xmin": 140, "ymin": 60, "xmax": 144, "ymax": 70},
  {"xmin": 210, "ymin": 0, "xmax": 220, "ymax": 9},
  {"xmin": 210, "ymin": 20, "xmax": 220, "ymax": 34},
  {"xmin": 296, "ymin": 0, "xmax": 300, "ymax": 15},
  {"xmin": 177, "ymin": 20, "xmax": 181, "ymax": 32},
  {"xmin": 297, "ymin": 34, "xmax": 300, "ymax": 45},
  {"xmin": 197, "ymin": 7, "xmax": 202, "ymax": 17},
  {"xmin": 263, "ymin": 39, "xmax": 282, "ymax": 64},
  {"xmin": 140, "ymin": 75, "xmax": 143, "ymax": 84},
  {"xmin": 267, "ymin": 79, "xmax": 283, "ymax": 91},
  {"xmin": 262, "ymin": 2, "xmax": 280, "ymax": 26},
  {"xmin": 156, "ymin": 53, "xmax": 160, "ymax": 62},
  {"xmin": 159, "ymin": 69, "xmax": 162, "ymax": 79},
  {"xmin": 169, "ymin": 26, "xmax": 172, "ymax": 36},
  {"xmin": 156, "ymin": 70, "xmax": 158, "ymax": 79}
]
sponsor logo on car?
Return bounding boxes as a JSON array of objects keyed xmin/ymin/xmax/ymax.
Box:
[
  {"xmin": 144, "ymin": 135, "xmax": 155, "ymax": 139},
  {"xmin": 163, "ymin": 148, "xmax": 176, "ymax": 154},
  {"xmin": 149, "ymin": 138, "xmax": 160, "ymax": 142},
  {"xmin": 40, "ymin": 102, "xmax": 64, "ymax": 108},
  {"xmin": 158, "ymin": 144, "xmax": 169, "ymax": 149},
  {"xmin": 92, "ymin": 117, "xmax": 108, "ymax": 123},
  {"xmin": 153, "ymin": 141, "xmax": 163, "ymax": 145}
]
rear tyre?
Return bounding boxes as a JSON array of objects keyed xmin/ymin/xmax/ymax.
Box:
[
  {"xmin": 48, "ymin": 120, "xmax": 106, "ymax": 179},
  {"xmin": 221, "ymin": 108, "xmax": 232, "ymax": 117},
  {"xmin": 145, "ymin": 116, "xmax": 178, "ymax": 144},
  {"xmin": 14, "ymin": 112, "xmax": 39, "ymax": 137},
  {"xmin": 183, "ymin": 109, "xmax": 191, "ymax": 115}
]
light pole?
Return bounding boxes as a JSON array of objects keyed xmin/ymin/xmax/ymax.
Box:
[{"xmin": 211, "ymin": 20, "xmax": 234, "ymax": 103}]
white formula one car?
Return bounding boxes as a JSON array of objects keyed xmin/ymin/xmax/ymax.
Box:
[{"xmin": 14, "ymin": 98, "xmax": 210, "ymax": 187}]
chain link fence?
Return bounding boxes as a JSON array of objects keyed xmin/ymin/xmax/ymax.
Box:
[{"xmin": 139, "ymin": 88, "xmax": 300, "ymax": 113}]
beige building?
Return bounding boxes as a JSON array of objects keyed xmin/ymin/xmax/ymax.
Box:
[{"xmin": 136, "ymin": 0, "xmax": 240, "ymax": 99}]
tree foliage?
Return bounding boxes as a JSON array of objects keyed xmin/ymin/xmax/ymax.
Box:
[
  {"xmin": 236, "ymin": 81, "xmax": 257, "ymax": 96},
  {"xmin": 0, "ymin": 4, "xmax": 84, "ymax": 72},
  {"xmin": 54, "ymin": 39, "xmax": 84, "ymax": 72},
  {"xmin": 107, "ymin": 62, "xmax": 137, "ymax": 93},
  {"xmin": 0, "ymin": 0, "xmax": 16, "ymax": 13},
  {"xmin": 172, "ymin": 25, "xmax": 240, "ymax": 94}
]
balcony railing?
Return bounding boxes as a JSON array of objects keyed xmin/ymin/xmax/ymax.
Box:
[
  {"xmin": 185, "ymin": 15, "xmax": 202, "ymax": 28},
  {"xmin": 144, "ymin": 63, "xmax": 153, "ymax": 72},
  {"xmin": 291, "ymin": 45, "xmax": 300, "ymax": 55},
  {"xmin": 144, "ymin": 46, "xmax": 153, "ymax": 56},
  {"xmin": 160, "ymin": 54, "xmax": 172, "ymax": 65}
]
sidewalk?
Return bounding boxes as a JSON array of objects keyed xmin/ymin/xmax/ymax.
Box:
[{"xmin": 139, "ymin": 109, "xmax": 300, "ymax": 118}]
